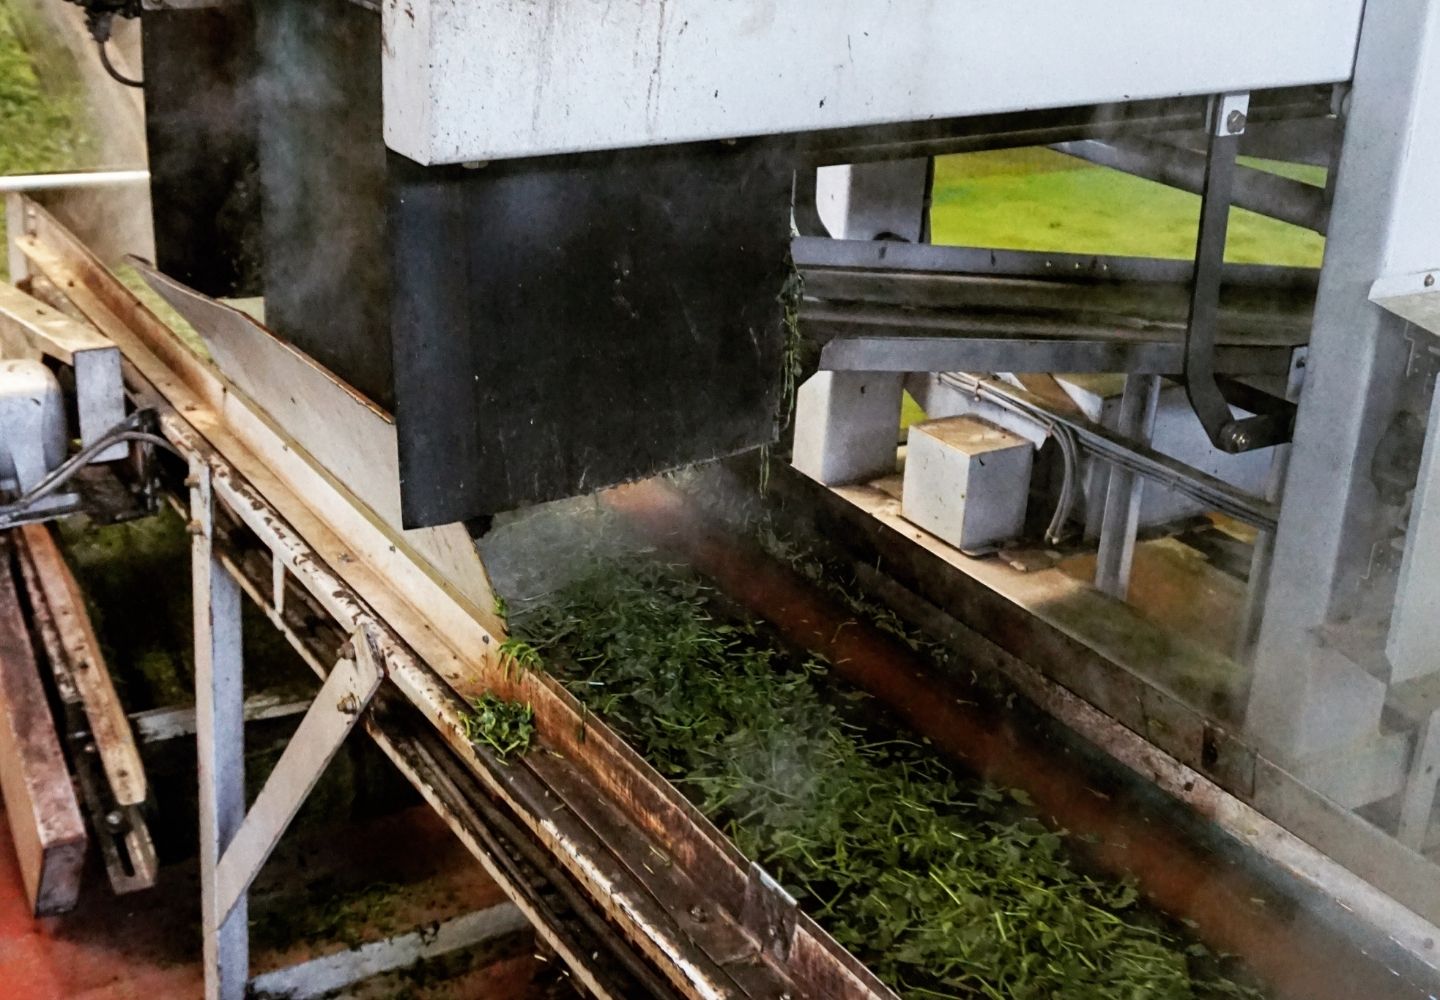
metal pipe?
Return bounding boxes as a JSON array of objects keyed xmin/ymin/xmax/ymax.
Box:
[{"xmin": 0, "ymin": 170, "xmax": 149, "ymax": 194}]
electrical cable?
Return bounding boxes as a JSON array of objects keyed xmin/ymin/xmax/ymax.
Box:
[
  {"xmin": 938, "ymin": 371, "xmax": 1276, "ymax": 530},
  {"xmin": 0, "ymin": 412, "xmax": 177, "ymax": 522},
  {"xmin": 96, "ymin": 39, "xmax": 143, "ymax": 88}
]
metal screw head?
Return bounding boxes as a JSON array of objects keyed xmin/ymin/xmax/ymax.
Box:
[
  {"xmin": 1426, "ymin": 273, "xmax": 1436, "ymax": 288},
  {"xmin": 1225, "ymin": 109, "xmax": 1247, "ymax": 134},
  {"xmin": 103, "ymin": 810, "xmax": 125, "ymax": 832},
  {"xmin": 687, "ymin": 904, "xmax": 709, "ymax": 923},
  {"xmin": 1229, "ymin": 428, "xmax": 1251, "ymax": 451}
]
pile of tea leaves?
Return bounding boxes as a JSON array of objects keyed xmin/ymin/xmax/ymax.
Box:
[{"xmin": 514, "ymin": 559, "xmax": 1260, "ymax": 1000}]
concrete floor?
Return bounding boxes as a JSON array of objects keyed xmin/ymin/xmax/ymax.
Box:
[{"xmin": 0, "ymin": 800, "xmax": 566, "ymax": 999}]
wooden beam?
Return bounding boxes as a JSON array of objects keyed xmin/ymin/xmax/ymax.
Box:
[
  {"xmin": 17, "ymin": 524, "xmax": 146, "ymax": 807},
  {"xmin": 0, "ymin": 280, "xmax": 114, "ymax": 362},
  {"xmin": 0, "ymin": 281, "xmax": 127, "ymax": 460},
  {"xmin": 0, "ymin": 539, "xmax": 85, "ymax": 916}
]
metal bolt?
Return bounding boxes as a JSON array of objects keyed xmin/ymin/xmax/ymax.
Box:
[
  {"xmin": 688, "ymin": 904, "xmax": 709, "ymax": 923},
  {"xmin": 1426, "ymin": 273, "xmax": 1436, "ymax": 288},
  {"xmin": 103, "ymin": 810, "xmax": 125, "ymax": 832},
  {"xmin": 1225, "ymin": 109, "xmax": 1247, "ymax": 134},
  {"xmin": 1229, "ymin": 428, "xmax": 1251, "ymax": 451},
  {"xmin": 337, "ymin": 692, "xmax": 360, "ymax": 716},
  {"xmin": 82, "ymin": 741, "xmax": 97, "ymax": 756}
]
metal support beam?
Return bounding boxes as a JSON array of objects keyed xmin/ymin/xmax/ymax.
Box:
[
  {"xmin": 191, "ymin": 459, "xmax": 248, "ymax": 1000},
  {"xmin": 1051, "ymin": 137, "xmax": 1328, "ymax": 233},
  {"xmin": 212, "ymin": 633, "xmax": 382, "ymax": 928},
  {"xmin": 245, "ymin": 903, "xmax": 529, "ymax": 1000},
  {"xmin": 1250, "ymin": 0, "xmax": 1440, "ymax": 759},
  {"xmin": 1094, "ymin": 375, "xmax": 1161, "ymax": 598},
  {"xmin": 1183, "ymin": 92, "xmax": 1295, "ymax": 454}
]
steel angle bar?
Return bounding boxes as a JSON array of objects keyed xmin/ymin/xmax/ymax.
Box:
[
  {"xmin": 792, "ymin": 236, "xmax": 1321, "ymax": 291},
  {"xmin": 812, "ymin": 328, "xmax": 1298, "ymax": 377},
  {"xmin": 190, "ymin": 458, "xmax": 248, "ymax": 1000}
]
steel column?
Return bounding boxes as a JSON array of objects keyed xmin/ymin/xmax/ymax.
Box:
[
  {"xmin": 1249, "ymin": 0, "xmax": 1440, "ymax": 757},
  {"xmin": 191, "ymin": 459, "xmax": 248, "ymax": 1000},
  {"xmin": 1094, "ymin": 375, "xmax": 1161, "ymax": 598}
]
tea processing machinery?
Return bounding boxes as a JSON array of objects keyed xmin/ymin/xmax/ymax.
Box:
[{"xmin": 5, "ymin": 0, "xmax": 1440, "ymax": 996}]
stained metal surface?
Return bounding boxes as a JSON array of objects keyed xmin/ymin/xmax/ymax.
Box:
[{"xmin": 388, "ymin": 144, "xmax": 792, "ymax": 524}]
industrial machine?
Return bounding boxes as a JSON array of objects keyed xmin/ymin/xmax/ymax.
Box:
[{"xmin": 6, "ymin": 0, "xmax": 1440, "ymax": 997}]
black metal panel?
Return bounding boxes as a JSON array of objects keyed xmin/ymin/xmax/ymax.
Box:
[
  {"xmin": 141, "ymin": 8, "xmax": 262, "ymax": 298},
  {"xmin": 388, "ymin": 147, "xmax": 792, "ymax": 526},
  {"xmin": 254, "ymin": 0, "xmax": 392, "ymax": 409}
]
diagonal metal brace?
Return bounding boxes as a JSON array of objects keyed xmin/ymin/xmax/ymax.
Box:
[
  {"xmin": 212, "ymin": 626, "xmax": 385, "ymax": 927},
  {"xmin": 1183, "ymin": 92, "xmax": 1296, "ymax": 454}
]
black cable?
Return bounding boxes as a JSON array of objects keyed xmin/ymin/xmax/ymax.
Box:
[{"xmin": 96, "ymin": 39, "xmax": 143, "ymax": 88}]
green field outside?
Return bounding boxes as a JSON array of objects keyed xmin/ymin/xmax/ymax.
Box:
[{"xmin": 930, "ymin": 147, "xmax": 1325, "ymax": 267}]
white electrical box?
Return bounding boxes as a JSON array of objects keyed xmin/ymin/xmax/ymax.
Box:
[{"xmin": 903, "ymin": 415, "xmax": 1033, "ymax": 553}]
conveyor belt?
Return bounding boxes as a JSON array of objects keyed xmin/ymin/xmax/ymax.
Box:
[{"xmin": 9, "ymin": 199, "xmax": 896, "ymax": 1000}]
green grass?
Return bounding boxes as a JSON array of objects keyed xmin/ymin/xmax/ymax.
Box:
[
  {"xmin": 930, "ymin": 148, "xmax": 1324, "ymax": 267},
  {"xmin": 0, "ymin": 1, "xmax": 91, "ymax": 176},
  {"xmin": 1, "ymin": 0, "xmax": 96, "ymax": 280}
]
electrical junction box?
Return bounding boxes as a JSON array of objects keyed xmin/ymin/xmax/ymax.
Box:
[{"xmin": 902, "ymin": 415, "xmax": 1033, "ymax": 553}]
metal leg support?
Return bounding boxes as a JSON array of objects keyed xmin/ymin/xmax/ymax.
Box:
[
  {"xmin": 212, "ymin": 633, "xmax": 383, "ymax": 928},
  {"xmin": 192, "ymin": 460, "xmax": 248, "ymax": 1000},
  {"xmin": 1094, "ymin": 374, "xmax": 1161, "ymax": 599},
  {"xmin": 193, "ymin": 456, "xmax": 386, "ymax": 997}
]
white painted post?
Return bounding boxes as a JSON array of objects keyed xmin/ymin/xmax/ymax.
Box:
[
  {"xmin": 191, "ymin": 459, "xmax": 249, "ymax": 1000},
  {"xmin": 1094, "ymin": 374, "xmax": 1161, "ymax": 598}
]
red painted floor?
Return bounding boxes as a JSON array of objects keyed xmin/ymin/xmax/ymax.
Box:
[{"xmin": 0, "ymin": 802, "xmax": 561, "ymax": 999}]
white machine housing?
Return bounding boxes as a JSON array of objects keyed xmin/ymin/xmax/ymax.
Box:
[{"xmin": 381, "ymin": 0, "xmax": 1364, "ymax": 164}]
